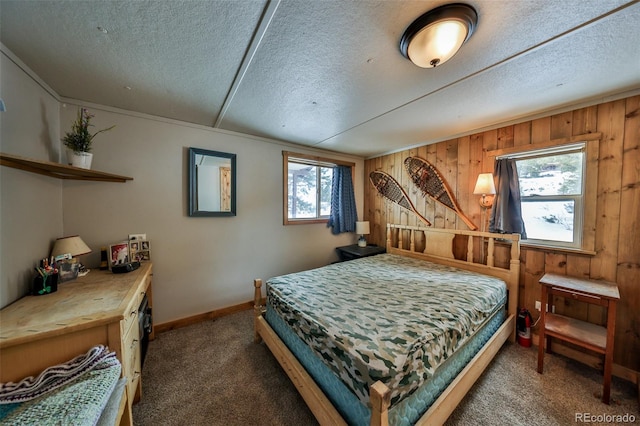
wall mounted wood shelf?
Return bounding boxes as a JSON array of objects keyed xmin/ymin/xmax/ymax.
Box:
[{"xmin": 0, "ymin": 152, "xmax": 133, "ymax": 182}]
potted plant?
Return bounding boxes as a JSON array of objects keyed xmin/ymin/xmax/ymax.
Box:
[{"xmin": 63, "ymin": 108, "xmax": 115, "ymax": 169}]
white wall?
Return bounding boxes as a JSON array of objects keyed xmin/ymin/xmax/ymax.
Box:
[
  {"xmin": 0, "ymin": 46, "xmax": 365, "ymax": 322},
  {"xmin": 59, "ymin": 104, "xmax": 363, "ymax": 324},
  {"xmin": 0, "ymin": 50, "xmax": 63, "ymax": 307}
]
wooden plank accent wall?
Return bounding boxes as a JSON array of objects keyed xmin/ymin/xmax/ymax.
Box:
[{"xmin": 363, "ymin": 95, "xmax": 640, "ymax": 373}]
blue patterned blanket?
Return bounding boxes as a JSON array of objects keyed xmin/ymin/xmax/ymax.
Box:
[{"xmin": 0, "ymin": 346, "xmax": 121, "ymax": 425}]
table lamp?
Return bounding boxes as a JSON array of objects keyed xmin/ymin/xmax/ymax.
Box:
[
  {"xmin": 355, "ymin": 221, "xmax": 370, "ymax": 247},
  {"xmin": 51, "ymin": 235, "xmax": 92, "ymax": 276}
]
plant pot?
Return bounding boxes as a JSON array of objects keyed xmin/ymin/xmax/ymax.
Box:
[
  {"xmin": 68, "ymin": 150, "xmax": 93, "ymax": 169},
  {"xmin": 32, "ymin": 273, "xmax": 58, "ymax": 296}
]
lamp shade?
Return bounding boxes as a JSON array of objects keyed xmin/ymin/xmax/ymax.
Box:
[
  {"xmin": 400, "ymin": 3, "xmax": 477, "ymax": 68},
  {"xmin": 51, "ymin": 235, "xmax": 92, "ymax": 258},
  {"xmin": 473, "ymin": 173, "xmax": 496, "ymax": 195},
  {"xmin": 355, "ymin": 221, "xmax": 370, "ymax": 235}
]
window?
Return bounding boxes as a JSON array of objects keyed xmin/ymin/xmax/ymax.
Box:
[
  {"xmin": 489, "ymin": 134, "xmax": 599, "ymax": 254},
  {"xmin": 514, "ymin": 144, "xmax": 585, "ymax": 249},
  {"xmin": 283, "ymin": 152, "xmax": 353, "ymax": 225}
]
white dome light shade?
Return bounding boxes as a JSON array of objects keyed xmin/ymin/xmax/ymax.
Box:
[{"xmin": 400, "ymin": 4, "xmax": 478, "ymax": 69}]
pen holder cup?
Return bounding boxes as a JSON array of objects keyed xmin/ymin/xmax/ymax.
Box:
[{"xmin": 32, "ymin": 273, "xmax": 58, "ymax": 296}]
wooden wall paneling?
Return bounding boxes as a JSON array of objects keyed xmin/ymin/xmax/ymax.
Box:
[
  {"xmin": 364, "ymin": 158, "xmax": 378, "ymax": 247},
  {"xmin": 481, "ymin": 130, "xmax": 498, "ymax": 264},
  {"xmin": 406, "ymin": 148, "xmax": 419, "ymax": 229},
  {"xmin": 589, "ymin": 100, "xmax": 625, "ymax": 334},
  {"xmin": 377, "ymin": 155, "xmax": 388, "ymax": 246},
  {"xmin": 466, "ymin": 135, "xmax": 482, "ymax": 230},
  {"xmin": 550, "ymin": 111, "xmax": 573, "ymax": 139},
  {"xmin": 456, "ymin": 136, "xmax": 471, "ymax": 258},
  {"xmin": 364, "ymin": 157, "xmax": 371, "ymax": 221},
  {"xmin": 523, "ymin": 249, "xmax": 545, "ymax": 316},
  {"xmin": 615, "ymin": 95, "xmax": 640, "ymax": 371},
  {"xmin": 518, "ymin": 249, "xmax": 527, "ymax": 310},
  {"xmin": 444, "ymin": 139, "xmax": 459, "ymax": 229},
  {"xmin": 482, "ymin": 129, "xmax": 499, "ymax": 157},
  {"xmin": 572, "ymin": 105, "xmax": 599, "ymax": 135},
  {"xmin": 582, "ymin": 139, "xmax": 600, "ymax": 253},
  {"xmin": 433, "ymin": 142, "xmax": 447, "ymax": 228},
  {"xmin": 513, "ymin": 122, "xmax": 532, "ymax": 147},
  {"xmin": 544, "ymin": 252, "xmax": 568, "ymax": 315},
  {"xmin": 426, "ymin": 143, "xmax": 438, "ymax": 227},
  {"xmin": 531, "ymin": 116, "xmax": 551, "ymax": 144},
  {"xmin": 591, "ymin": 100, "xmax": 625, "ymax": 284},
  {"xmin": 497, "ymin": 126, "xmax": 514, "ymax": 149},
  {"xmin": 397, "ymin": 150, "xmax": 409, "ymax": 249},
  {"xmin": 565, "ymin": 254, "xmax": 592, "ymax": 322},
  {"xmin": 381, "ymin": 151, "xmax": 392, "ymax": 231},
  {"xmin": 416, "ymin": 144, "xmax": 429, "ymax": 223},
  {"xmin": 470, "ymin": 134, "xmax": 485, "ymax": 261}
]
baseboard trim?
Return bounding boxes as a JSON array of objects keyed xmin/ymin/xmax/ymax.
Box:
[
  {"xmin": 154, "ymin": 301, "xmax": 253, "ymax": 334},
  {"xmin": 532, "ymin": 332, "xmax": 639, "ymax": 386}
]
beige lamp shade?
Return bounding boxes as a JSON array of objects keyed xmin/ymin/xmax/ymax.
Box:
[
  {"xmin": 355, "ymin": 221, "xmax": 370, "ymax": 235},
  {"xmin": 473, "ymin": 173, "xmax": 496, "ymax": 195},
  {"xmin": 51, "ymin": 235, "xmax": 92, "ymax": 258},
  {"xmin": 473, "ymin": 173, "xmax": 496, "ymax": 208}
]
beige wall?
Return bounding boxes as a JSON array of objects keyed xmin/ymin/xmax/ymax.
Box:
[
  {"xmin": 1, "ymin": 47, "xmax": 365, "ymax": 323},
  {"xmin": 1, "ymin": 50, "xmax": 63, "ymax": 307}
]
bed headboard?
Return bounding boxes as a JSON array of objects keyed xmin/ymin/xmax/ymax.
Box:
[{"xmin": 386, "ymin": 224, "xmax": 521, "ymax": 319}]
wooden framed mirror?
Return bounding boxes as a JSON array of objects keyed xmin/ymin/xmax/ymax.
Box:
[{"xmin": 188, "ymin": 147, "xmax": 236, "ymax": 217}]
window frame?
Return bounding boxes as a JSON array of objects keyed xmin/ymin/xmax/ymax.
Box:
[
  {"xmin": 282, "ymin": 151, "xmax": 355, "ymax": 226},
  {"xmin": 512, "ymin": 144, "xmax": 586, "ymax": 250},
  {"xmin": 487, "ymin": 134, "xmax": 600, "ymax": 255}
]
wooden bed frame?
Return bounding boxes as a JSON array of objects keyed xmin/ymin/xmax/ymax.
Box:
[{"xmin": 253, "ymin": 224, "xmax": 521, "ymax": 426}]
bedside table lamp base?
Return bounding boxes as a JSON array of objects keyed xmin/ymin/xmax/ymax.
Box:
[{"xmin": 355, "ymin": 221, "xmax": 370, "ymax": 248}]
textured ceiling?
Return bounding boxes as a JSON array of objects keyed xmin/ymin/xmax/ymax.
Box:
[{"xmin": 1, "ymin": 0, "xmax": 639, "ymax": 157}]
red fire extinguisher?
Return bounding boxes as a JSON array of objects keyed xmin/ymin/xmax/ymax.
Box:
[{"xmin": 517, "ymin": 308, "xmax": 533, "ymax": 347}]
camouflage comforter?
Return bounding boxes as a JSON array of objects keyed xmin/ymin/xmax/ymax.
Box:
[{"xmin": 266, "ymin": 253, "xmax": 506, "ymax": 408}]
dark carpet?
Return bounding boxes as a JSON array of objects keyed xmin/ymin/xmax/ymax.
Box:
[{"xmin": 133, "ymin": 310, "xmax": 638, "ymax": 425}]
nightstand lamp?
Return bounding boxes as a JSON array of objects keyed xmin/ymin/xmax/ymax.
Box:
[
  {"xmin": 51, "ymin": 235, "xmax": 92, "ymax": 277},
  {"xmin": 356, "ymin": 221, "xmax": 370, "ymax": 247}
]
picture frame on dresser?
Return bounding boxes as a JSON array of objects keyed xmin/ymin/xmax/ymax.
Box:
[
  {"xmin": 109, "ymin": 242, "xmax": 129, "ymax": 269},
  {"xmin": 130, "ymin": 240, "xmax": 151, "ymax": 262}
]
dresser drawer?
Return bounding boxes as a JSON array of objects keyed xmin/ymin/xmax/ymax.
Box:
[
  {"xmin": 122, "ymin": 301, "xmax": 139, "ymax": 337},
  {"xmin": 122, "ymin": 316, "xmax": 142, "ymax": 402}
]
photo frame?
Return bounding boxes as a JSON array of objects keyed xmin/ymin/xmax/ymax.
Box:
[
  {"xmin": 109, "ymin": 242, "xmax": 129, "ymax": 269},
  {"xmin": 57, "ymin": 258, "xmax": 79, "ymax": 282},
  {"xmin": 129, "ymin": 240, "xmax": 151, "ymax": 262}
]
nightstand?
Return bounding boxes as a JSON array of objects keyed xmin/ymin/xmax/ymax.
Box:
[
  {"xmin": 536, "ymin": 273, "xmax": 619, "ymax": 404},
  {"xmin": 335, "ymin": 244, "xmax": 385, "ymax": 262}
]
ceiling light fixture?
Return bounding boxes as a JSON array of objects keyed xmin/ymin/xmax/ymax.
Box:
[{"xmin": 400, "ymin": 3, "xmax": 477, "ymax": 68}]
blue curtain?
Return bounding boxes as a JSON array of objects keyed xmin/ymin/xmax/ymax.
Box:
[
  {"xmin": 489, "ymin": 159, "xmax": 527, "ymax": 238},
  {"xmin": 327, "ymin": 166, "xmax": 358, "ymax": 234}
]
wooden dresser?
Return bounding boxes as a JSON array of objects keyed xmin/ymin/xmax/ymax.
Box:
[{"xmin": 0, "ymin": 262, "xmax": 154, "ymax": 425}]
